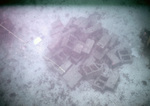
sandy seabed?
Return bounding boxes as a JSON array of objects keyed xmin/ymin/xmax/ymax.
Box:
[{"xmin": 0, "ymin": 6, "xmax": 150, "ymax": 106}]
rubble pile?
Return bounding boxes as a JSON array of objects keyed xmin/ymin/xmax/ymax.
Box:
[{"xmin": 47, "ymin": 13, "xmax": 132, "ymax": 92}]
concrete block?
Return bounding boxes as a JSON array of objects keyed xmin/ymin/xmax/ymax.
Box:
[
  {"xmin": 51, "ymin": 27, "xmax": 64, "ymax": 36},
  {"xmin": 92, "ymin": 63, "xmax": 115, "ymax": 91},
  {"xmin": 97, "ymin": 34, "xmax": 111, "ymax": 49},
  {"xmin": 66, "ymin": 17, "xmax": 76, "ymax": 28},
  {"xmin": 61, "ymin": 35, "xmax": 70, "ymax": 47},
  {"xmin": 81, "ymin": 56, "xmax": 105, "ymax": 80},
  {"xmin": 86, "ymin": 23, "xmax": 101, "ymax": 34},
  {"xmin": 63, "ymin": 65, "xmax": 82, "ymax": 88},
  {"xmin": 51, "ymin": 51, "xmax": 68, "ymax": 66},
  {"xmin": 89, "ymin": 29, "xmax": 104, "ymax": 42},
  {"xmin": 88, "ymin": 12, "xmax": 101, "ymax": 26},
  {"xmin": 81, "ymin": 64, "xmax": 100, "ymax": 80},
  {"xmin": 60, "ymin": 60, "xmax": 72, "ymax": 72},
  {"xmin": 117, "ymin": 48, "xmax": 132, "ymax": 64},
  {"xmin": 52, "ymin": 64, "xmax": 65, "ymax": 75},
  {"xmin": 74, "ymin": 29, "xmax": 88, "ymax": 41},
  {"xmin": 100, "ymin": 63, "xmax": 111, "ymax": 79},
  {"xmin": 70, "ymin": 53, "xmax": 83, "ymax": 64},
  {"xmin": 82, "ymin": 38, "xmax": 95, "ymax": 54},
  {"xmin": 51, "ymin": 19, "xmax": 63, "ymax": 29},
  {"xmin": 105, "ymin": 71, "xmax": 119, "ymax": 90},
  {"xmin": 108, "ymin": 34, "xmax": 118, "ymax": 49},
  {"xmin": 62, "ymin": 27, "xmax": 76, "ymax": 37},
  {"xmin": 47, "ymin": 59, "xmax": 65, "ymax": 75},
  {"xmin": 51, "ymin": 19, "xmax": 64, "ymax": 36},
  {"xmin": 74, "ymin": 17, "xmax": 89, "ymax": 28},
  {"xmin": 92, "ymin": 77, "xmax": 106, "ymax": 91},
  {"xmin": 140, "ymin": 29, "xmax": 150, "ymax": 47},
  {"xmin": 61, "ymin": 35, "xmax": 77, "ymax": 51},
  {"xmin": 120, "ymin": 55, "xmax": 132, "ymax": 63},
  {"xmin": 73, "ymin": 41, "xmax": 84, "ymax": 54},
  {"xmin": 94, "ymin": 48, "xmax": 109, "ymax": 61},
  {"xmin": 47, "ymin": 36, "xmax": 63, "ymax": 53},
  {"xmin": 106, "ymin": 51, "xmax": 121, "ymax": 68}
]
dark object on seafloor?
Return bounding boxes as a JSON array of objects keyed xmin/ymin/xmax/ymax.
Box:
[{"xmin": 140, "ymin": 29, "xmax": 150, "ymax": 48}]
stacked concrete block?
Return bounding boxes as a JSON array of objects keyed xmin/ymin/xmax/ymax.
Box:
[
  {"xmin": 117, "ymin": 48, "xmax": 132, "ymax": 64},
  {"xmin": 63, "ymin": 65, "xmax": 82, "ymax": 88},
  {"xmin": 47, "ymin": 13, "xmax": 133, "ymax": 92}
]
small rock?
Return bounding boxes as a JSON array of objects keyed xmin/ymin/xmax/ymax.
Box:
[
  {"xmin": 7, "ymin": 79, "xmax": 11, "ymax": 84},
  {"xmin": 0, "ymin": 91, "xmax": 4, "ymax": 97},
  {"xmin": 0, "ymin": 67, "xmax": 4, "ymax": 73},
  {"xmin": 65, "ymin": 13, "xmax": 69, "ymax": 17},
  {"xmin": 9, "ymin": 92, "xmax": 16, "ymax": 98},
  {"xmin": 142, "ymin": 80, "xmax": 147, "ymax": 86}
]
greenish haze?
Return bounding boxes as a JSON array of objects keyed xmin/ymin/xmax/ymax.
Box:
[{"xmin": 0, "ymin": 0, "xmax": 150, "ymax": 6}]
